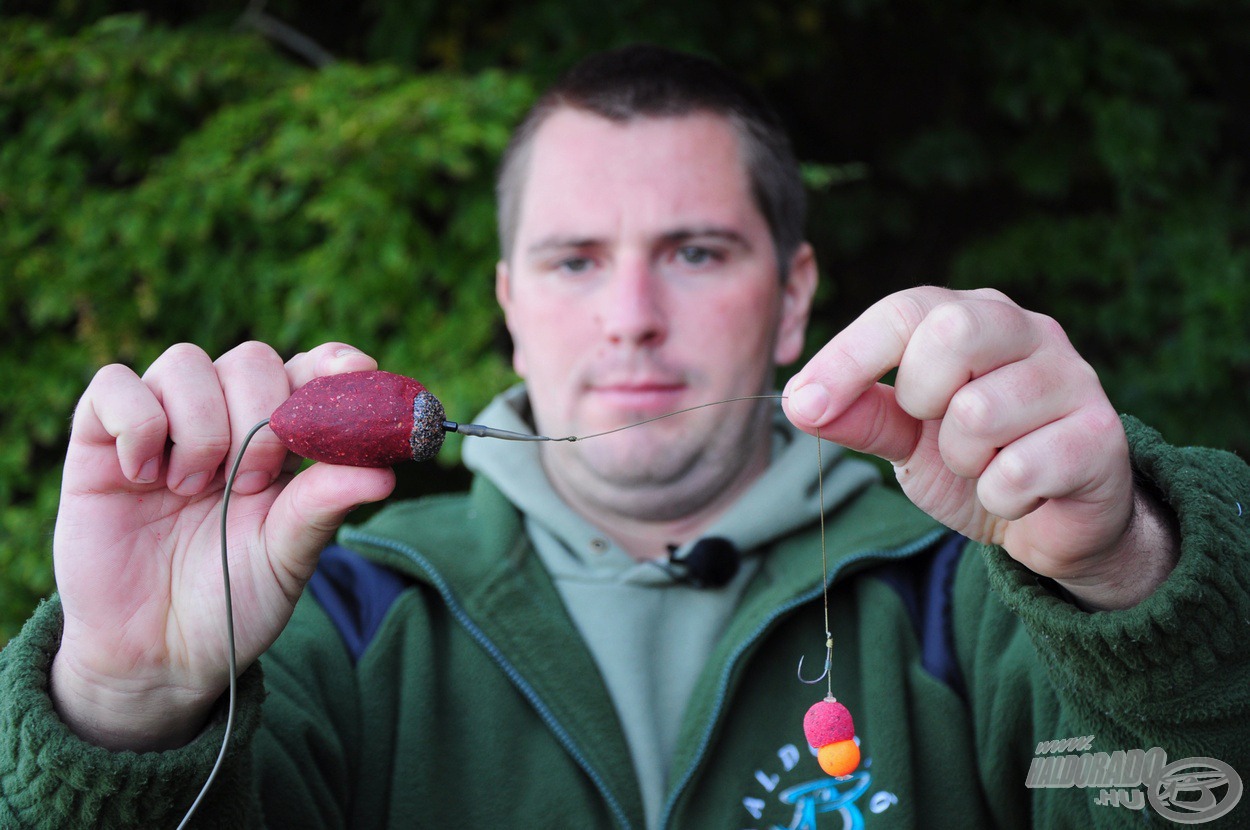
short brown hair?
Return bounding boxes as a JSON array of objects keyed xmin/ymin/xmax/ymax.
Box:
[{"xmin": 496, "ymin": 45, "xmax": 806, "ymax": 279}]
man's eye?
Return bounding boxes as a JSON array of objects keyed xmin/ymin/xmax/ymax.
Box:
[
  {"xmin": 675, "ymin": 246, "xmax": 719, "ymax": 266},
  {"xmin": 557, "ymin": 256, "xmax": 594, "ymax": 274}
]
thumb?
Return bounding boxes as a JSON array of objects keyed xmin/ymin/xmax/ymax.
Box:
[
  {"xmin": 262, "ymin": 463, "xmax": 396, "ymax": 588},
  {"xmin": 782, "ymin": 376, "xmax": 923, "ymax": 465}
]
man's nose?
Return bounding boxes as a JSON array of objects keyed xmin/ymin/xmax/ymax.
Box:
[{"xmin": 599, "ymin": 256, "xmax": 667, "ymax": 347}]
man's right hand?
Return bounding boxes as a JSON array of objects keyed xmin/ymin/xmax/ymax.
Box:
[{"xmin": 49, "ymin": 341, "xmax": 398, "ymax": 751}]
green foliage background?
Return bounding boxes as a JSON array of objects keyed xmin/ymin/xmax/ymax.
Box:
[{"xmin": 3, "ymin": 1, "xmax": 1249, "ymax": 642}]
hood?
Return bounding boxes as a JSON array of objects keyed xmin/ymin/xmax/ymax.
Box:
[{"xmin": 460, "ymin": 384, "xmax": 882, "ymax": 569}]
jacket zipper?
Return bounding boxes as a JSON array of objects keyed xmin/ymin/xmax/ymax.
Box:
[
  {"xmin": 340, "ymin": 528, "xmax": 637, "ymax": 830},
  {"xmin": 656, "ymin": 527, "xmax": 950, "ymax": 829}
]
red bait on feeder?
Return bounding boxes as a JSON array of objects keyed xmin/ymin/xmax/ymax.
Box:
[
  {"xmin": 269, "ymin": 370, "xmax": 447, "ymax": 467},
  {"xmin": 803, "ymin": 697, "xmax": 859, "ymax": 777}
]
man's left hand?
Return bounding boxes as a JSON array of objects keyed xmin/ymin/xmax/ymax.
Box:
[{"xmin": 782, "ymin": 286, "xmax": 1178, "ymax": 611}]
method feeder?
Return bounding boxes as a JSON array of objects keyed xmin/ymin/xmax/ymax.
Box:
[{"xmin": 268, "ymin": 370, "xmax": 570, "ymax": 467}]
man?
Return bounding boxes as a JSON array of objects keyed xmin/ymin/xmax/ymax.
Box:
[{"xmin": 1, "ymin": 45, "xmax": 1247, "ymax": 829}]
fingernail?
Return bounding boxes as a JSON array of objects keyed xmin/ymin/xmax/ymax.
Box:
[
  {"xmin": 331, "ymin": 347, "xmax": 374, "ymax": 371},
  {"xmin": 234, "ymin": 471, "xmax": 273, "ymax": 493},
  {"xmin": 790, "ymin": 384, "xmax": 830, "ymax": 423},
  {"xmin": 176, "ymin": 472, "xmax": 209, "ymax": 494},
  {"xmin": 137, "ymin": 456, "xmax": 161, "ymax": 484}
]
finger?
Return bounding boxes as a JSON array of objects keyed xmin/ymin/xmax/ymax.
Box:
[
  {"xmin": 783, "ymin": 381, "xmax": 923, "ymax": 464},
  {"xmin": 783, "ymin": 287, "xmax": 980, "ymax": 461},
  {"xmin": 141, "ymin": 344, "xmax": 231, "ymax": 495},
  {"xmin": 215, "ymin": 342, "xmax": 293, "ymax": 495},
  {"xmin": 895, "ymin": 297, "xmax": 1046, "ymax": 421},
  {"xmin": 284, "ymin": 342, "xmax": 377, "ymax": 391},
  {"xmin": 936, "ymin": 352, "xmax": 1097, "ymax": 479},
  {"xmin": 70, "ymin": 363, "xmax": 170, "ymax": 486},
  {"xmin": 262, "ymin": 463, "xmax": 396, "ymax": 595},
  {"xmin": 977, "ymin": 404, "xmax": 1127, "ymax": 522},
  {"xmin": 785, "ymin": 287, "xmax": 1008, "ymax": 427}
]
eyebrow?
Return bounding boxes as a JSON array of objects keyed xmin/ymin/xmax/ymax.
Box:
[
  {"xmin": 661, "ymin": 227, "xmax": 753, "ymax": 251},
  {"xmin": 526, "ymin": 236, "xmax": 601, "ymax": 255},
  {"xmin": 525, "ymin": 226, "xmax": 753, "ymax": 256}
]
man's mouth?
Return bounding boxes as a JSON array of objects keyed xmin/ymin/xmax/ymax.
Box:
[{"xmin": 586, "ymin": 380, "xmax": 687, "ymax": 413}]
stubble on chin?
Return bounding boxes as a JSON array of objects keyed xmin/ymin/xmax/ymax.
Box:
[{"xmin": 538, "ymin": 403, "xmax": 773, "ymax": 525}]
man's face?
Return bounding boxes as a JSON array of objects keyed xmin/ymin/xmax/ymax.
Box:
[{"xmin": 497, "ymin": 108, "xmax": 816, "ymax": 526}]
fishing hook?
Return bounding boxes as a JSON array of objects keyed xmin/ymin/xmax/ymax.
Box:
[{"xmin": 797, "ymin": 633, "xmax": 833, "ymax": 685}]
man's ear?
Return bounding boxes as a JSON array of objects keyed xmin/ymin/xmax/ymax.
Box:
[
  {"xmin": 774, "ymin": 242, "xmax": 818, "ymax": 366},
  {"xmin": 496, "ymin": 260, "xmax": 527, "ymax": 377}
]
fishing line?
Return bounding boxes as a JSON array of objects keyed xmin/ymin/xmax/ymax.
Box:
[
  {"xmin": 177, "ymin": 417, "xmax": 269, "ymax": 830},
  {"xmin": 815, "ymin": 433, "xmax": 834, "ymax": 699},
  {"xmin": 179, "ymin": 392, "xmax": 784, "ymax": 825},
  {"xmin": 444, "ymin": 393, "xmax": 787, "ymax": 443},
  {"xmin": 797, "ymin": 430, "xmax": 861, "ymax": 779}
]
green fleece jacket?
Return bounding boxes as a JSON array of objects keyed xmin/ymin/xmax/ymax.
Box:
[{"xmin": 1, "ymin": 417, "xmax": 1248, "ymax": 829}]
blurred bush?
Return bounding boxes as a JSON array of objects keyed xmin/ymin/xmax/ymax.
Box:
[
  {"xmin": 3, "ymin": 2, "xmax": 1249, "ymax": 642},
  {"xmin": 946, "ymin": 12, "xmax": 1250, "ymax": 451},
  {"xmin": 1, "ymin": 15, "xmax": 530, "ymax": 640}
]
